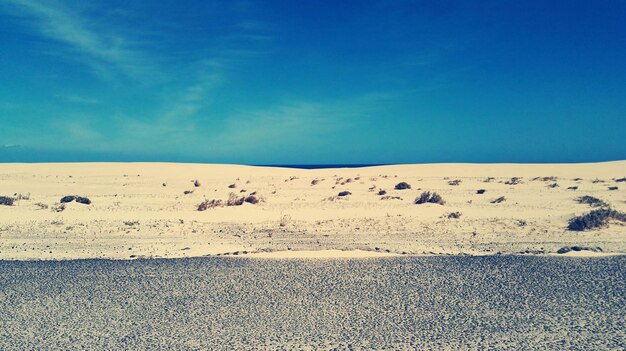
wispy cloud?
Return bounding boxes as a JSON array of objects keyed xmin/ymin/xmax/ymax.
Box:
[
  {"xmin": 2, "ymin": 143, "xmax": 21, "ymax": 149},
  {"xmin": 2, "ymin": 0, "xmax": 154, "ymax": 80},
  {"xmin": 216, "ymin": 93, "xmax": 399, "ymax": 151}
]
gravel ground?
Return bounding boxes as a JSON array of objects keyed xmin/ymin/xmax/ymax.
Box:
[{"xmin": 0, "ymin": 256, "xmax": 624, "ymax": 350}]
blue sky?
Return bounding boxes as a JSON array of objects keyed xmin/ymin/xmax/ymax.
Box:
[{"xmin": 1, "ymin": 0, "xmax": 625, "ymax": 164}]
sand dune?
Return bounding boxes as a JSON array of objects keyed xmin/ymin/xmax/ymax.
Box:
[{"xmin": 0, "ymin": 161, "xmax": 624, "ymax": 260}]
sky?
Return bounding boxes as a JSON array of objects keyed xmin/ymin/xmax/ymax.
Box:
[{"xmin": 0, "ymin": 0, "xmax": 625, "ymax": 164}]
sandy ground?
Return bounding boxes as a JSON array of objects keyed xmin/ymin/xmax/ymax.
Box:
[
  {"xmin": 0, "ymin": 256, "xmax": 624, "ymax": 350},
  {"xmin": 0, "ymin": 161, "xmax": 624, "ymax": 260}
]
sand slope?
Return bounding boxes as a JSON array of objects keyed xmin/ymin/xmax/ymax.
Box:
[{"xmin": 0, "ymin": 161, "xmax": 624, "ymax": 259}]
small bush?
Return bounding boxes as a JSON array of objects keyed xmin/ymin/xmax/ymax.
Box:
[
  {"xmin": 378, "ymin": 190, "xmax": 387, "ymax": 196},
  {"xmin": 34, "ymin": 202, "xmax": 48, "ymax": 210},
  {"xmin": 0, "ymin": 196, "xmax": 14, "ymax": 206},
  {"xmin": 338, "ymin": 191, "xmax": 352, "ymax": 197},
  {"xmin": 567, "ymin": 186, "xmax": 578, "ymax": 190},
  {"xmin": 60, "ymin": 195, "xmax": 76, "ymax": 203},
  {"xmin": 616, "ymin": 177, "xmax": 626, "ymax": 182},
  {"xmin": 244, "ymin": 195, "xmax": 260, "ymax": 204},
  {"xmin": 592, "ymin": 178, "xmax": 604, "ymax": 184},
  {"xmin": 226, "ymin": 193, "xmax": 245, "ymax": 206},
  {"xmin": 394, "ymin": 182, "xmax": 411, "ymax": 190},
  {"xmin": 193, "ymin": 180, "xmax": 201, "ymax": 187},
  {"xmin": 576, "ymin": 195, "xmax": 607, "ymax": 207},
  {"xmin": 491, "ymin": 196, "xmax": 506, "ymax": 204},
  {"xmin": 52, "ymin": 203, "xmax": 66, "ymax": 212},
  {"xmin": 476, "ymin": 189, "xmax": 486, "ymax": 194},
  {"xmin": 75, "ymin": 196, "xmax": 91, "ymax": 205},
  {"xmin": 567, "ymin": 208, "xmax": 626, "ymax": 231},
  {"xmin": 311, "ymin": 179, "xmax": 320, "ymax": 186},
  {"xmin": 197, "ymin": 199, "xmax": 222, "ymax": 211},
  {"xmin": 483, "ymin": 177, "xmax": 495, "ymax": 183},
  {"xmin": 414, "ymin": 191, "xmax": 445, "ymax": 205},
  {"xmin": 183, "ymin": 190, "xmax": 194, "ymax": 195},
  {"xmin": 447, "ymin": 212, "xmax": 461, "ymax": 219},
  {"xmin": 448, "ymin": 179, "xmax": 461, "ymax": 186},
  {"xmin": 59, "ymin": 195, "xmax": 91, "ymax": 205},
  {"xmin": 608, "ymin": 186, "xmax": 618, "ymax": 191},
  {"xmin": 228, "ymin": 184, "xmax": 236, "ymax": 189},
  {"xmin": 547, "ymin": 183, "xmax": 559, "ymax": 188}
]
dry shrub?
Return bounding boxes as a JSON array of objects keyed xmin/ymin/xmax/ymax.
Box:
[
  {"xmin": 380, "ymin": 195, "xmax": 402, "ymax": 200},
  {"xmin": 568, "ymin": 208, "xmax": 626, "ymax": 231},
  {"xmin": 414, "ymin": 191, "xmax": 445, "ymax": 205},
  {"xmin": 491, "ymin": 196, "xmax": 506, "ymax": 204},
  {"xmin": 226, "ymin": 193, "xmax": 245, "ymax": 206},
  {"xmin": 447, "ymin": 212, "xmax": 461, "ymax": 219},
  {"xmin": 576, "ymin": 195, "xmax": 607, "ymax": 207},
  {"xmin": 448, "ymin": 179, "xmax": 461, "ymax": 186},
  {"xmin": 505, "ymin": 177, "xmax": 522, "ymax": 185},
  {"xmin": 395, "ymin": 182, "xmax": 411, "ymax": 190},
  {"xmin": 197, "ymin": 199, "xmax": 223, "ymax": 211},
  {"xmin": 0, "ymin": 196, "xmax": 14, "ymax": 206},
  {"xmin": 378, "ymin": 190, "xmax": 387, "ymax": 196}
]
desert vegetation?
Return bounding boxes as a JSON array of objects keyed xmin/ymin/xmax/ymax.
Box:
[
  {"xmin": 568, "ymin": 208, "xmax": 626, "ymax": 231},
  {"xmin": 505, "ymin": 177, "xmax": 522, "ymax": 185},
  {"xmin": 0, "ymin": 196, "xmax": 14, "ymax": 206},
  {"xmin": 394, "ymin": 182, "xmax": 411, "ymax": 190},
  {"xmin": 576, "ymin": 195, "xmax": 607, "ymax": 207},
  {"xmin": 476, "ymin": 189, "xmax": 486, "ymax": 194},
  {"xmin": 448, "ymin": 179, "xmax": 461, "ymax": 186},
  {"xmin": 60, "ymin": 196, "xmax": 91, "ymax": 205},
  {"xmin": 337, "ymin": 191, "xmax": 352, "ymax": 197},
  {"xmin": 491, "ymin": 196, "xmax": 506, "ymax": 204},
  {"xmin": 197, "ymin": 199, "xmax": 223, "ymax": 211},
  {"xmin": 414, "ymin": 191, "xmax": 444, "ymax": 205},
  {"xmin": 447, "ymin": 212, "xmax": 462, "ymax": 219}
]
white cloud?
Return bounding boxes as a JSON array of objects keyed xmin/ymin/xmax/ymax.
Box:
[{"xmin": 2, "ymin": 0, "xmax": 154, "ymax": 80}]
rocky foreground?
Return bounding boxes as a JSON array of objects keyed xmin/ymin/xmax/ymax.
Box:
[{"xmin": 0, "ymin": 256, "xmax": 624, "ymax": 350}]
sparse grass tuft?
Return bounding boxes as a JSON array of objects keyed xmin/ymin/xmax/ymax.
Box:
[
  {"xmin": 576, "ymin": 195, "xmax": 607, "ymax": 207},
  {"xmin": 491, "ymin": 196, "xmax": 506, "ymax": 204},
  {"xmin": 447, "ymin": 212, "xmax": 461, "ymax": 219},
  {"xmin": 415, "ymin": 191, "xmax": 445, "ymax": 205},
  {"xmin": 505, "ymin": 177, "xmax": 522, "ymax": 185},
  {"xmin": 226, "ymin": 193, "xmax": 245, "ymax": 206},
  {"xmin": 197, "ymin": 199, "xmax": 223, "ymax": 211},
  {"xmin": 448, "ymin": 179, "xmax": 461, "ymax": 186},
  {"xmin": 567, "ymin": 208, "xmax": 626, "ymax": 231}
]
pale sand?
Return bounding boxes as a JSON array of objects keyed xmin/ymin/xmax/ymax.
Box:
[{"xmin": 0, "ymin": 161, "xmax": 624, "ymax": 260}]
